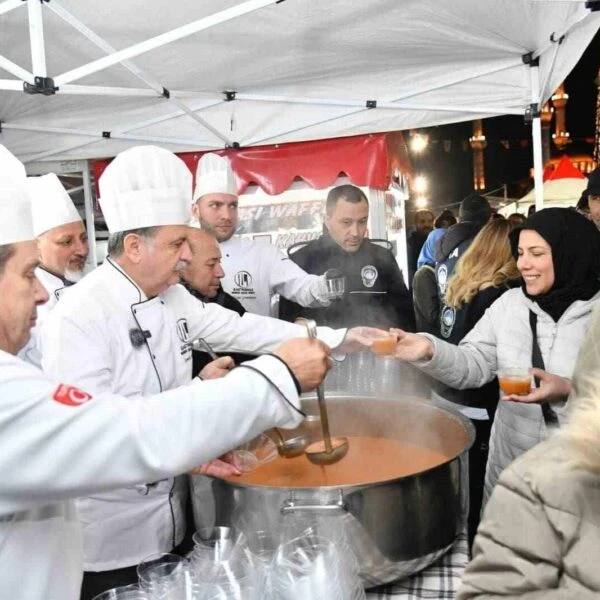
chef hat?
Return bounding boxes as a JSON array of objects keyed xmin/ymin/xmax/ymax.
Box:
[
  {"xmin": 0, "ymin": 145, "xmax": 35, "ymax": 245},
  {"xmin": 193, "ymin": 153, "xmax": 237, "ymax": 202},
  {"xmin": 28, "ymin": 173, "xmax": 82, "ymax": 237},
  {"xmin": 99, "ymin": 145, "xmax": 192, "ymax": 233}
]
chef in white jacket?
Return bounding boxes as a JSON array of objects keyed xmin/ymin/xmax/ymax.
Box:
[
  {"xmin": 40, "ymin": 145, "xmax": 376, "ymax": 598},
  {"xmin": 0, "ymin": 144, "xmax": 331, "ymax": 600},
  {"xmin": 19, "ymin": 173, "xmax": 88, "ymax": 365},
  {"xmin": 191, "ymin": 153, "xmax": 335, "ymax": 316}
]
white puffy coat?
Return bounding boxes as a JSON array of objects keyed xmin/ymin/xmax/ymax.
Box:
[{"xmin": 416, "ymin": 287, "xmax": 600, "ymax": 501}]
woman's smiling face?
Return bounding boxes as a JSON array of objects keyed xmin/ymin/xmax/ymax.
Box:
[{"xmin": 516, "ymin": 229, "xmax": 555, "ymax": 295}]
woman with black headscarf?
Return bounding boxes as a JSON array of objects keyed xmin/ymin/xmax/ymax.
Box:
[{"xmin": 390, "ymin": 208, "xmax": 600, "ymax": 503}]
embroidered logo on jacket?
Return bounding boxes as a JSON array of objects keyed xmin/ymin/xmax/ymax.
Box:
[
  {"xmin": 176, "ymin": 318, "xmax": 190, "ymax": 343},
  {"xmin": 234, "ymin": 271, "xmax": 253, "ymax": 287},
  {"xmin": 361, "ymin": 265, "xmax": 378, "ymax": 288},
  {"xmin": 52, "ymin": 384, "xmax": 93, "ymax": 407}
]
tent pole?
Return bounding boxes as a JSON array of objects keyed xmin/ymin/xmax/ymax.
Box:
[
  {"xmin": 82, "ymin": 161, "xmax": 98, "ymax": 268},
  {"xmin": 48, "ymin": 1, "xmax": 232, "ymax": 145},
  {"xmin": 54, "ymin": 0, "xmax": 277, "ymax": 86},
  {"xmin": 530, "ymin": 64, "xmax": 544, "ymax": 212},
  {"xmin": 27, "ymin": 0, "xmax": 47, "ymax": 76},
  {"xmin": 0, "ymin": 55, "xmax": 33, "ymax": 82}
]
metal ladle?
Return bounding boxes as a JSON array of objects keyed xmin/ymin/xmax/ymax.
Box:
[
  {"xmin": 187, "ymin": 337, "xmax": 219, "ymax": 360},
  {"xmin": 272, "ymin": 428, "xmax": 309, "ymax": 459},
  {"xmin": 300, "ymin": 318, "xmax": 349, "ymax": 465}
]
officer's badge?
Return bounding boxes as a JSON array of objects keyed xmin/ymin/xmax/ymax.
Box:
[
  {"xmin": 437, "ymin": 264, "xmax": 448, "ymax": 295},
  {"xmin": 440, "ymin": 305, "xmax": 456, "ymax": 338},
  {"xmin": 361, "ymin": 265, "xmax": 378, "ymax": 288}
]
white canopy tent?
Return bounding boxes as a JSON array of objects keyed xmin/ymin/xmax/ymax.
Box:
[{"xmin": 1, "ymin": 0, "xmax": 599, "ymax": 262}]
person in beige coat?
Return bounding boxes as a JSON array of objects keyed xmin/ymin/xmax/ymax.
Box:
[{"xmin": 457, "ymin": 304, "xmax": 600, "ymax": 599}]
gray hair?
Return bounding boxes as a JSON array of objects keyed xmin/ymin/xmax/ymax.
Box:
[
  {"xmin": 107, "ymin": 226, "xmax": 159, "ymax": 257},
  {"xmin": 0, "ymin": 244, "xmax": 14, "ymax": 277}
]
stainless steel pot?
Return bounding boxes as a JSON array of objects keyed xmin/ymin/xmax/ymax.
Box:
[{"xmin": 191, "ymin": 365, "xmax": 474, "ymax": 586}]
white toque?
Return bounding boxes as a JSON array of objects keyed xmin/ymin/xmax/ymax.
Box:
[
  {"xmin": 99, "ymin": 145, "xmax": 192, "ymax": 233},
  {"xmin": 193, "ymin": 153, "xmax": 237, "ymax": 202},
  {"xmin": 0, "ymin": 145, "xmax": 35, "ymax": 245},
  {"xmin": 29, "ymin": 173, "xmax": 82, "ymax": 237}
]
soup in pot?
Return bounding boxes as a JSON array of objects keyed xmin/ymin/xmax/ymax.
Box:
[{"xmin": 224, "ymin": 435, "xmax": 449, "ymax": 488}]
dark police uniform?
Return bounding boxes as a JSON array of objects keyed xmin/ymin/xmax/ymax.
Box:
[{"xmin": 279, "ymin": 231, "xmax": 414, "ymax": 330}]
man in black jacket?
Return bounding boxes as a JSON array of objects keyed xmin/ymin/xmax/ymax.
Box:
[
  {"xmin": 279, "ymin": 184, "xmax": 414, "ymax": 330},
  {"xmin": 434, "ymin": 193, "xmax": 492, "ymax": 320},
  {"xmin": 180, "ymin": 228, "xmax": 251, "ymax": 376}
]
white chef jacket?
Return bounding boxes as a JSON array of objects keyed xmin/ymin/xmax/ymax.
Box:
[
  {"xmin": 40, "ymin": 257, "xmax": 344, "ymax": 571},
  {"xmin": 0, "ymin": 346, "xmax": 303, "ymax": 600},
  {"xmin": 220, "ymin": 236, "xmax": 327, "ymax": 316},
  {"xmin": 18, "ymin": 267, "xmax": 71, "ymax": 367}
]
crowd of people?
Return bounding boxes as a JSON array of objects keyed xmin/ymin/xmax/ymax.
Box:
[{"xmin": 1, "ymin": 138, "xmax": 600, "ymax": 598}]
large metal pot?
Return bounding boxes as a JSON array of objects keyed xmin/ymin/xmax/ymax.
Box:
[{"xmin": 191, "ymin": 355, "xmax": 474, "ymax": 586}]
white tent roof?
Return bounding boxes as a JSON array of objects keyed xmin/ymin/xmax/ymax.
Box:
[
  {"xmin": 1, "ymin": 0, "xmax": 599, "ymax": 165},
  {"xmin": 520, "ymin": 176, "xmax": 588, "ymax": 204}
]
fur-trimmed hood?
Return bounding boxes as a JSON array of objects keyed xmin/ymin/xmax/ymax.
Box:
[{"xmin": 563, "ymin": 304, "xmax": 600, "ymax": 472}]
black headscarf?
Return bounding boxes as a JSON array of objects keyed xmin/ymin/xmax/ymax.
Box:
[{"xmin": 509, "ymin": 208, "xmax": 600, "ymax": 322}]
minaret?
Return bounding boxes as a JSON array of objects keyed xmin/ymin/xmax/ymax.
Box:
[
  {"xmin": 594, "ymin": 68, "xmax": 600, "ymax": 165},
  {"xmin": 551, "ymin": 84, "xmax": 571, "ymax": 150},
  {"xmin": 540, "ymin": 101, "xmax": 553, "ymax": 166},
  {"xmin": 469, "ymin": 119, "xmax": 486, "ymax": 191}
]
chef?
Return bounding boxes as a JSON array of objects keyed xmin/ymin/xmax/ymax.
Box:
[
  {"xmin": 40, "ymin": 145, "xmax": 376, "ymax": 598},
  {"xmin": 191, "ymin": 152, "xmax": 335, "ymax": 316},
  {"xmin": 19, "ymin": 173, "xmax": 89, "ymax": 365},
  {"xmin": 0, "ymin": 144, "xmax": 331, "ymax": 600}
]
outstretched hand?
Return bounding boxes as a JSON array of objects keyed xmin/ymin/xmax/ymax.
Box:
[
  {"xmin": 337, "ymin": 327, "xmax": 390, "ymax": 353},
  {"xmin": 503, "ymin": 368, "xmax": 571, "ymax": 404},
  {"xmin": 389, "ymin": 328, "xmax": 435, "ymax": 362}
]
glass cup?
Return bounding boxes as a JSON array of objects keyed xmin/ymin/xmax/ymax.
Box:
[
  {"xmin": 91, "ymin": 585, "xmax": 148, "ymax": 600},
  {"xmin": 137, "ymin": 553, "xmax": 185, "ymax": 596},
  {"xmin": 325, "ymin": 273, "xmax": 346, "ymax": 299},
  {"xmin": 497, "ymin": 367, "xmax": 531, "ymax": 396},
  {"xmin": 361, "ymin": 329, "xmax": 398, "ymax": 356},
  {"xmin": 231, "ymin": 433, "xmax": 278, "ymax": 472}
]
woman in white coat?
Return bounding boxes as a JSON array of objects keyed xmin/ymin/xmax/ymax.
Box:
[
  {"xmin": 391, "ymin": 208, "xmax": 600, "ymax": 501},
  {"xmin": 457, "ymin": 305, "xmax": 600, "ymax": 598}
]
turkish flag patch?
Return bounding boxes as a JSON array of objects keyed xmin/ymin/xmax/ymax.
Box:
[{"xmin": 52, "ymin": 384, "xmax": 93, "ymax": 407}]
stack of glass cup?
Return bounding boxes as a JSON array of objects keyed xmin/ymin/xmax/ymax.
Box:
[{"xmin": 95, "ymin": 526, "xmax": 364, "ymax": 599}]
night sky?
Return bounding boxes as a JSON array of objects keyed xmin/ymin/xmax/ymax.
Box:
[{"xmin": 410, "ymin": 30, "xmax": 600, "ymax": 214}]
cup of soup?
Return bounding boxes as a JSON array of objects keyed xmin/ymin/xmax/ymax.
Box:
[
  {"xmin": 498, "ymin": 367, "xmax": 531, "ymax": 396},
  {"xmin": 366, "ymin": 331, "xmax": 398, "ymax": 356}
]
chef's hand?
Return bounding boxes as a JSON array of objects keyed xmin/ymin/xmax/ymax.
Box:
[
  {"xmin": 503, "ymin": 368, "xmax": 571, "ymax": 403},
  {"xmin": 274, "ymin": 338, "xmax": 332, "ymax": 392},
  {"xmin": 189, "ymin": 452, "xmax": 241, "ymax": 477},
  {"xmin": 336, "ymin": 326, "xmax": 390, "ymax": 353},
  {"xmin": 390, "ymin": 328, "xmax": 435, "ymax": 362},
  {"xmin": 198, "ymin": 356, "xmax": 235, "ymax": 380}
]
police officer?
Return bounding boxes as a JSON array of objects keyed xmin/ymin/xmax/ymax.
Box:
[
  {"xmin": 40, "ymin": 146, "xmax": 379, "ymax": 598},
  {"xmin": 191, "ymin": 153, "xmax": 333, "ymax": 316},
  {"xmin": 280, "ymin": 184, "xmax": 415, "ymax": 330},
  {"xmin": 434, "ymin": 193, "xmax": 492, "ymax": 338},
  {"xmin": 0, "ymin": 145, "xmax": 331, "ymax": 600}
]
